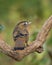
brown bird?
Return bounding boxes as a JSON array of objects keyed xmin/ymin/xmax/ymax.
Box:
[{"xmin": 13, "ymin": 21, "xmax": 31, "ymax": 50}]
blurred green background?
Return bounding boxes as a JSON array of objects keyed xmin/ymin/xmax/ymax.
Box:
[{"xmin": 0, "ymin": 0, "xmax": 52, "ymax": 65}]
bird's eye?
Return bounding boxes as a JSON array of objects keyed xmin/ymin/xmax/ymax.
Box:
[{"xmin": 24, "ymin": 22, "xmax": 28, "ymax": 25}]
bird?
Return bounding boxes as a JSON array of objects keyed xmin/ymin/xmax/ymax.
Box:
[{"xmin": 13, "ymin": 21, "xmax": 31, "ymax": 50}]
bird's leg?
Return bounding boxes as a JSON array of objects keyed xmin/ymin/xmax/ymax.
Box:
[
  {"xmin": 26, "ymin": 43, "xmax": 29, "ymax": 46},
  {"xmin": 25, "ymin": 42, "xmax": 29, "ymax": 48}
]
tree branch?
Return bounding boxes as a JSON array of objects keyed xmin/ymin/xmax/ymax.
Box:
[{"xmin": 0, "ymin": 15, "xmax": 52, "ymax": 61}]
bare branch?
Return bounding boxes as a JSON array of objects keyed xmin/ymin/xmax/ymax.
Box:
[{"xmin": 0, "ymin": 15, "xmax": 52, "ymax": 61}]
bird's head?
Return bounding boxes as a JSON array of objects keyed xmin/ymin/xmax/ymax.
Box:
[{"xmin": 18, "ymin": 21, "xmax": 31, "ymax": 29}]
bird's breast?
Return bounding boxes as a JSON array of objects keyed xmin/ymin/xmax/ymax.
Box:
[{"xmin": 15, "ymin": 37, "xmax": 26, "ymax": 48}]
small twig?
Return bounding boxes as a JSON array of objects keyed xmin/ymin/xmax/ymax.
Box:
[{"xmin": 0, "ymin": 15, "xmax": 52, "ymax": 61}]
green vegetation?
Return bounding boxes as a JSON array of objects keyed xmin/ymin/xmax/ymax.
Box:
[{"xmin": 0, "ymin": 0, "xmax": 52, "ymax": 65}]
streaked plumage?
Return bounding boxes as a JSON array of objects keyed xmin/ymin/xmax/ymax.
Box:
[{"xmin": 13, "ymin": 21, "xmax": 31, "ymax": 50}]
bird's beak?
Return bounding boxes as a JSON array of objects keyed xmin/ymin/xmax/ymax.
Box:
[{"xmin": 28, "ymin": 22, "xmax": 31, "ymax": 25}]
